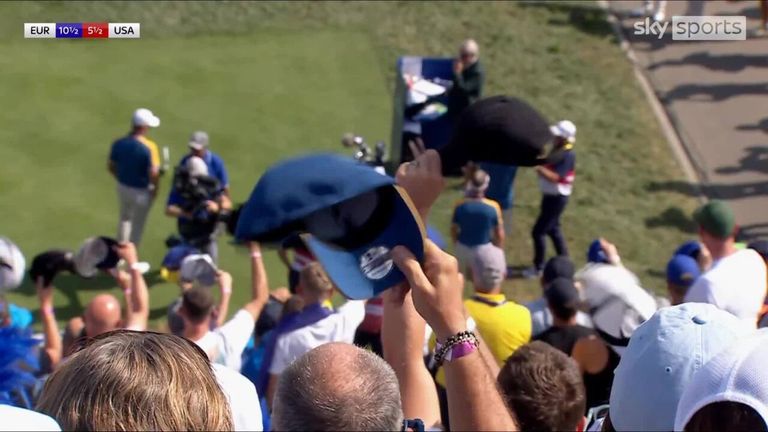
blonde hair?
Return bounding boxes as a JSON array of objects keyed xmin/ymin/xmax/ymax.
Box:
[{"xmin": 37, "ymin": 330, "xmax": 233, "ymax": 431}]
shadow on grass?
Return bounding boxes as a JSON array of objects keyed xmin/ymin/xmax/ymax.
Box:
[
  {"xmin": 645, "ymin": 206, "xmax": 697, "ymax": 234},
  {"xmin": 15, "ymin": 270, "xmax": 167, "ymax": 323},
  {"xmin": 517, "ymin": 1, "xmax": 616, "ymax": 39}
]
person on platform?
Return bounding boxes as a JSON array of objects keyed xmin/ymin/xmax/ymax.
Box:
[{"xmin": 447, "ymin": 39, "xmax": 485, "ymax": 120}]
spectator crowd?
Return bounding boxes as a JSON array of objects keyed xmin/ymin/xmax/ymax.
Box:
[{"xmin": 1, "ymin": 38, "xmax": 768, "ymax": 432}]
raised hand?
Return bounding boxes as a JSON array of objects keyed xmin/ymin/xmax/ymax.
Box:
[{"xmin": 391, "ymin": 240, "xmax": 466, "ymax": 340}]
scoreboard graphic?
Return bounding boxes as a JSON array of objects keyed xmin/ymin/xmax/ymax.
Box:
[{"xmin": 24, "ymin": 23, "xmax": 140, "ymax": 38}]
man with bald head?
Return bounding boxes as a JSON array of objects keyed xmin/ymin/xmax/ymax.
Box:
[
  {"xmin": 63, "ymin": 243, "xmax": 150, "ymax": 357},
  {"xmin": 82, "ymin": 294, "xmax": 122, "ymax": 335},
  {"xmin": 272, "ymin": 342, "xmax": 403, "ymax": 431},
  {"xmin": 447, "ymin": 38, "xmax": 485, "ymax": 120}
]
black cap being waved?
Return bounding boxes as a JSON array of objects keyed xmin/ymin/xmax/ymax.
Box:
[{"xmin": 440, "ymin": 95, "xmax": 554, "ymax": 175}]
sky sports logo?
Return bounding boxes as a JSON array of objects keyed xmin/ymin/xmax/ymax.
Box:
[{"xmin": 634, "ymin": 16, "xmax": 746, "ymax": 40}]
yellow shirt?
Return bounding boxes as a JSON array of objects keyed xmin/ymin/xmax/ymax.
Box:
[
  {"xmin": 136, "ymin": 135, "xmax": 160, "ymax": 169},
  {"xmin": 432, "ymin": 292, "xmax": 531, "ymax": 386}
]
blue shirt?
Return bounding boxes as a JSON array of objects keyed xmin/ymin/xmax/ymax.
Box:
[
  {"xmin": 539, "ymin": 149, "xmax": 575, "ymax": 196},
  {"xmin": 480, "ymin": 162, "xmax": 518, "ymax": 210},
  {"xmin": 109, "ymin": 135, "xmax": 154, "ymax": 188},
  {"xmin": 452, "ymin": 199, "xmax": 500, "ymax": 247}
]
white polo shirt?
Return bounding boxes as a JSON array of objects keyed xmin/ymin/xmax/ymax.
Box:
[
  {"xmin": 194, "ymin": 309, "xmax": 255, "ymax": 371},
  {"xmin": 0, "ymin": 405, "xmax": 61, "ymax": 431},
  {"xmin": 269, "ymin": 301, "xmax": 365, "ymax": 375},
  {"xmin": 684, "ymin": 249, "xmax": 767, "ymax": 326},
  {"xmin": 213, "ymin": 364, "xmax": 263, "ymax": 431}
]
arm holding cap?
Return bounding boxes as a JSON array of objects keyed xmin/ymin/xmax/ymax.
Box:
[
  {"xmin": 392, "ymin": 241, "xmax": 517, "ymax": 431},
  {"xmin": 36, "ymin": 277, "xmax": 62, "ymax": 370},
  {"xmin": 115, "ymin": 243, "xmax": 149, "ymax": 331},
  {"xmin": 242, "ymin": 242, "xmax": 269, "ymax": 320},
  {"xmin": 215, "ymin": 271, "xmax": 233, "ymax": 328},
  {"xmin": 395, "ymin": 149, "xmax": 446, "ymax": 221},
  {"xmin": 381, "ymin": 287, "xmax": 441, "ymax": 428}
]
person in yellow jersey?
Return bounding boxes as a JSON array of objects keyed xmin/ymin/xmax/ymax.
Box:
[
  {"xmin": 430, "ymin": 243, "xmax": 531, "ymax": 428},
  {"xmin": 451, "ymin": 169, "xmax": 505, "ymax": 276},
  {"xmin": 108, "ymin": 108, "xmax": 162, "ymax": 246}
]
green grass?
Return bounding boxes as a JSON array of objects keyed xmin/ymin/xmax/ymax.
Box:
[{"xmin": 0, "ymin": 1, "xmax": 699, "ymax": 328}]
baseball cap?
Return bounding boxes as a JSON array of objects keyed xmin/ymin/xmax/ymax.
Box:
[
  {"xmin": 188, "ymin": 131, "xmax": 209, "ymax": 150},
  {"xmin": 186, "ymin": 155, "xmax": 209, "ymax": 177},
  {"xmin": 469, "ymin": 243, "xmax": 506, "ymax": 290},
  {"xmin": 440, "ymin": 95, "xmax": 554, "ymax": 175},
  {"xmin": 609, "ymin": 303, "xmax": 751, "ymax": 431},
  {"xmin": 587, "ymin": 239, "xmax": 610, "ymax": 264},
  {"xmin": 235, "ymin": 153, "xmax": 425, "ymax": 300},
  {"xmin": 578, "ymin": 264, "xmax": 657, "ymax": 353},
  {"xmin": 179, "ymin": 254, "xmax": 218, "ymax": 287},
  {"xmin": 550, "ymin": 120, "xmax": 577, "ymax": 142},
  {"xmin": 131, "ymin": 108, "xmax": 160, "ymax": 128},
  {"xmin": 30, "ymin": 250, "xmax": 75, "ymax": 286},
  {"xmin": 161, "ymin": 244, "xmax": 199, "ymax": 271},
  {"xmin": 693, "ymin": 200, "xmax": 736, "ymax": 239},
  {"xmin": 674, "ymin": 330, "xmax": 768, "ymax": 431},
  {"xmin": 674, "ymin": 240, "xmax": 702, "ymax": 260},
  {"xmin": 0, "ymin": 237, "xmax": 25, "ymax": 292},
  {"xmin": 542, "ymin": 256, "xmax": 575, "ymax": 284},
  {"xmin": 666, "ymin": 254, "xmax": 701, "ymax": 287},
  {"xmin": 72, "ymin": 237, "xmax": 120, "ymax": 278},
  {"xmin": 544, "ymin": 277, "xmax": 580, "ymax": 309}
]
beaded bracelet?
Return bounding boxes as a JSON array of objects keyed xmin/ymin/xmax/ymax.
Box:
[{"xmin": 434, "ymin": 330, "xmax": 479, "ymax": 366}]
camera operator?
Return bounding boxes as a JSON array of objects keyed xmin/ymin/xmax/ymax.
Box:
[{"xmin": 165, "ymin": 131, "xmax": 231, "ymax": 262}]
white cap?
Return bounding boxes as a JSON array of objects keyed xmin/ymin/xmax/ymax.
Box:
[
  {"xmin": 132, "ymin": 108, "xmax": 160, "ymax": 128},
  {"xmin": 609, "ymin": 303, "xmax": 751, "ymax": 431},
  {"xmin": 550, "ymin": 120, "xmax": 576, "ymax": 142},
  {"xmin": 0, "ymin": 237, "xmax": 25, "ymax": 292},
  {"xmin": 186, "ymin": 156, "xmax": 209, "ymax": 178},
  {"xmin": 674, "ymin": 329, "xmax": 768, "ymax": 431},
  {"xmin": 179, "ymin": 254, "xmax": 217, "ymax": 287},
  {"xmin": 577, "ymin": 264, "xmax": 657, "ymax": 355}
]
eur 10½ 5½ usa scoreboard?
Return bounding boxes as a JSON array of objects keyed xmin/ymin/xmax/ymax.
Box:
[{"xmin": 24, "ymin": 23, "xmax": 140, "ymax": 39}]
